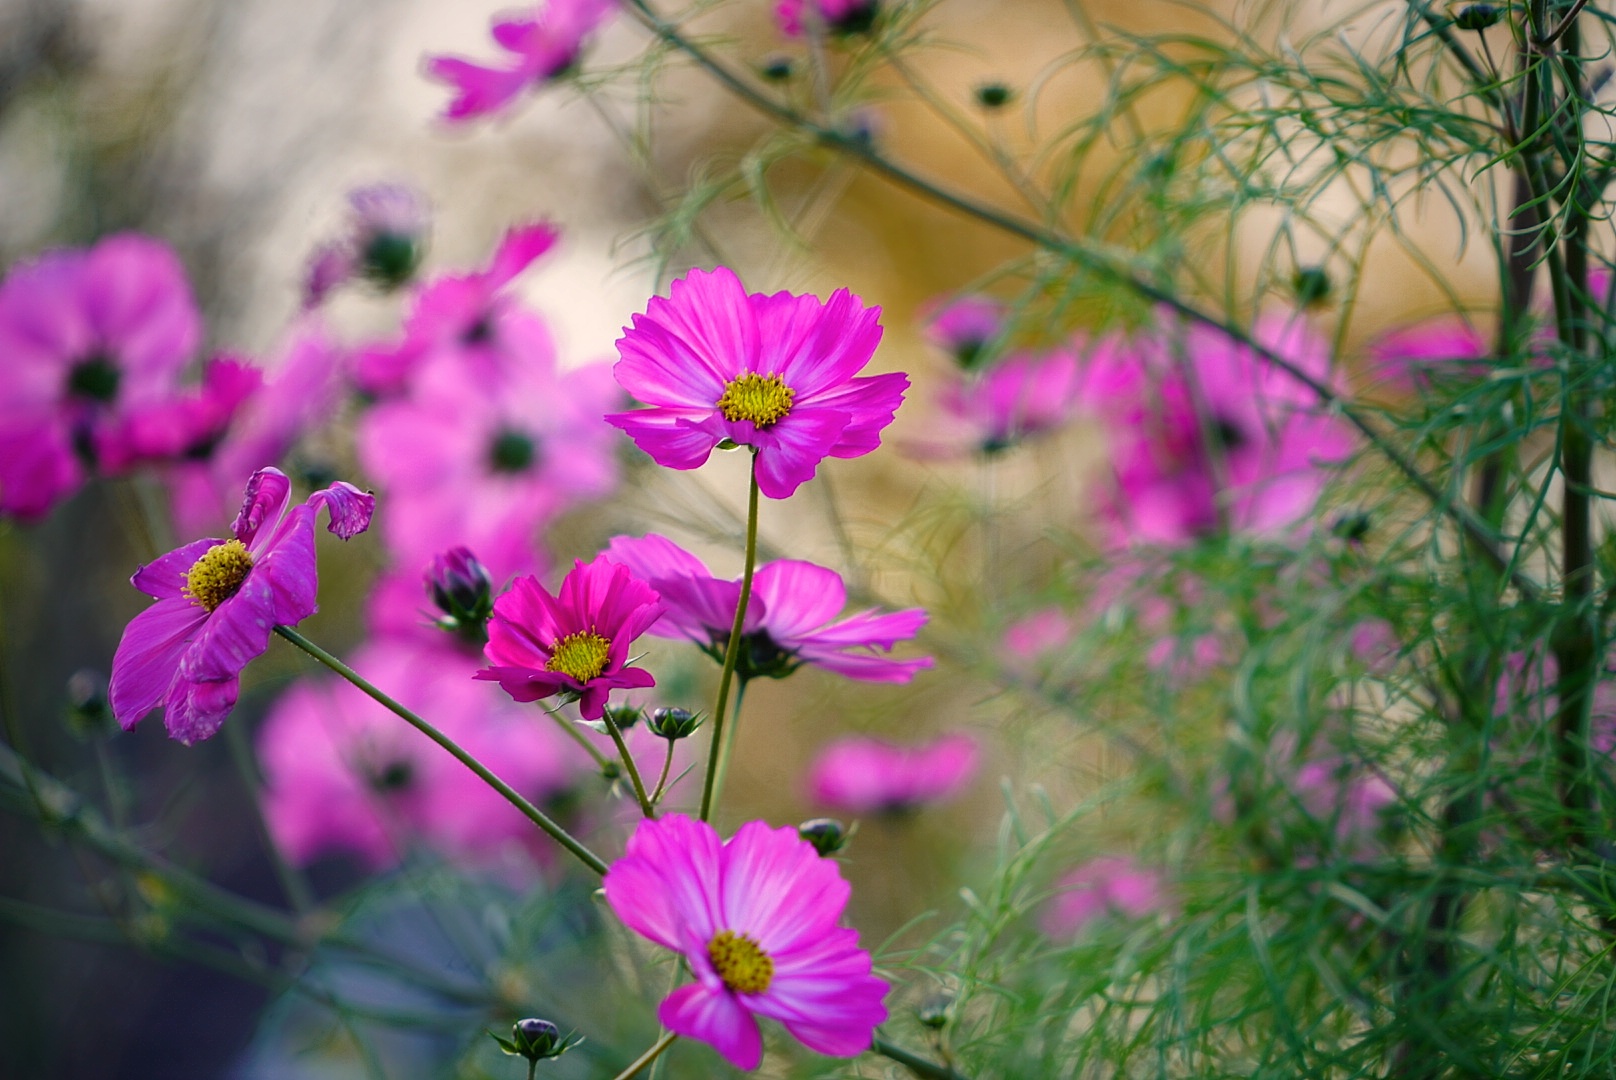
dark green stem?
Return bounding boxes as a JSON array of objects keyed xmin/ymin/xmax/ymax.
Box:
[
  {"xmin": 540, "ymin": 701, "xmax": 617, "ymax": 774},
  {"xmin": 698, "ymin": 452, "xmax": 761, "ymax": 822},
  {"xmin": 650, "ymin": 739, "xmax": 677, "ymax": 805},
  {"xmin": 871, "ymin": 1034, "xmax": 973, "ymax": 1080},
  {"xmin": 602, "ymin": 707, "xmax": 656, "ymax": 817},
  {"xmin": 274, "ymin": 626, "xmax": 609, "ymax": 876}
]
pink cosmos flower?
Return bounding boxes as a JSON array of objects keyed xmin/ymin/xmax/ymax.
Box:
[
  {"xmin": 476, "ymin": 556, "xmax": 663, "ymax": 720},
  {"xmin": 1367, "ymin": 316, "xmax": 1490, "ymax": 392},
  {"xmin": 359, "ymin": 343, "xmax": 618, "ymax": 584},
  {"xmin": 108, "ymin": 468, "xmax": 374, "ymax": 744},
  {"xmin": 603, "ymin": 814, "xmax": 889, "ymax": 1069},
  {"xmin": 352, "ymin": 222, "xmax": 559, "ymax": 398},
  {"xmin": 1041, "ymin": 856, "xmax": 1170, "ymax": 938},
  {"xmin": 0, "ymin": 233, "xmax": 201, "ymax": 519},
  {"xmin": 258, "ymin": 638, "xmax": 574, "ymax": 870},
  {"xmin": 1083, "ymin": 313, "xmax": 1354, "ymax": 546},
  {"xmin": 606, "ymin": 267, "xmax": 908, "ymax": 500},
  {"xmin": 604, "ymin": 533, "xmax": 932, "ymax": 683},
  {"xmin": 1001, "ymin": 607, "xmax": 1075, "ymax": 675},
  {"xmin": 922, "ymin": 294, "xmax": 1005, "ymax": 368},
  {"xmin": 932, "ymin": 346, "xmax": 1083, "ymax": 456},
  {"xmin": 303, "ymin": 183, "xmax": 430, "ymax": 307},
  {"xmin": 807, "ymin": 733, "xmax": 978, "ymax": 814},
  {"xmin": 776, "ymin": 0, "xmax": 880, "ymax": 37},
  {"xmin": 95, "ymin": 356, "xmax": 261, "ymax": 474},
  {"xmin": 425, "ymin": 0, "xmax": 615, "ymax": 121}
]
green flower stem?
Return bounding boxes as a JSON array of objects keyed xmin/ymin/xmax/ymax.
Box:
[
  {"xmin": 618, "ymin": 0, "xmax": 1537, "ymax": 603},
  {"xmin": 601, "ymin": 708, "xmax": 656, "ymax": 818},
  {"xmin": 610, "ymin": 1030, "xmax": 678, "ymax": 1080},
  {"xmin": 871, "ymin": 1034, "xmax": 973, "ymax": 1080},
  {"xmin": 708, "ymin": 680, "xmax": 748, "ymax": 813},
  {"xmin": 699, "ymin": 452, "xmax": 761, "ymax": 822},
  {"xmin": 274, "ymin": 626, "xmax": 609, "ymax": 877},
  {"xmin": 539, "ymin": 701, "xmax": 616, "ymax": 774},
  {"xmin": 650, "ymin": 739, "xmax": 677, "ymax": 806}
]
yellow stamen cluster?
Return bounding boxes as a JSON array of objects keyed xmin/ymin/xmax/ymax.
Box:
[
  {"xmin": 716, "ymin": 373, "xmax": 795, "ymax": 428},
  {"xmin": 546, "ymin": 630, "xmax": 612, "ymax": 683},
  {"xmin": 707, "ymin": 930, "xmax": 774, "ymax": 995},
  {"xmin": 184, "ymin": 539, "xmax": 255, "ymax": 612}
]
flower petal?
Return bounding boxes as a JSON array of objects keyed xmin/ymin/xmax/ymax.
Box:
[
  {"xmin": 108, "ymin": 599, "xmax": 207, "ymax": 729},
  {"xmin": 130, "ymin": 537, "xmax": 224, "ymax": 600},
  {"xmin": 603, "ymin": 813, "xmax": 725, "ymax": 952},
  {"xmin": 162, "ymin": 675, "xmax": 240, "ymax": 745},
  {"xmin": 720, "ymin": 820, "xmax": 849, "ymax": 955},
  {"xmin": 232, "ymin": 467, "xmax": 292, "ymax": 548},
  {"xmin": 657, "ymin": 984, "xmax": 762, "ymax": 1071}
]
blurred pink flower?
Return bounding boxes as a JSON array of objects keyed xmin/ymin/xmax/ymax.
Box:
[
  {"xmin": 921, "ymin": 293, "xmax": 1005, "ymax": 368},
  {"xmin": 604, "ymin": 533, "xmax": 932, "ymax": 683},
  {"xmin": 932, "ymin": 346, "xmax": 1083, "ymax": 456},
  {"xmin": 603, "ymin": 814, "xmax": 889, "ymax": 1069},
  {"xmin": 776, "ymin": 0, "xmax": 880, "ymax": 37},
  {"xmin": 425, "ymin": 0, "xmax": 614, "ymax": 121},
  {"xmin": 1083, "ymin": 314, "xmax": 1354, "ymax": 546},
  {"xmin": 96, "ymin": 356, "xmax": 261, "ymax": 473},
  {"xmin": 303, "ymin": 183, "xmax": 430, "ymax": 306},
  {"xmin": 1367, "ymin": 316, "xmax": 1489, "ymax": 392},
  {"xmin": 0, "ymin": 233, "xmax": 201, "ymax": 519},
  {"xmin": 109, "ymin": 468, "xmax": 374, "ymax": 744},
  {"xmin": 1001, "ymin": 607, "xmax": 1075, "ymax": 673},
  {"xmin": 807, "ymin": 733, "xmax": 978, "ymax": 813},
  {"xmin": 359, "ymin": 346, "xmax": 618, "ymax": 583},
  {"xmin": 352, "ymin": 222, "xmax": 559, "ymax": 397},
  {"xmin": 258, "ymin": 638, "xmax": 575, "ymax": 870},
  {"xmin": 476, "ymin": 556, "xmax": 663, "ymax": 720},
  {"xmin": 1041, "ymin": 856, "xmax": 1170, "ymax": 937},
  {"xmin": 606, "ymin": 267, "xmax": 908, "ymax": 499}
]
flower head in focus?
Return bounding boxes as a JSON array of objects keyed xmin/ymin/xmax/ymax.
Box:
[
  {"xmin": 475, "ymin": 555, "xmax": 663, "ymax": 720},
  {"xmin": 605, "ymin": 533, "xmax": 931, "ymax": 683},
  {"xmin": 1041, "ymin": 856, "xmax": 1171, "ymax": 937},
  {"xmin": 807, "ymin": 733, "xmax": 978, "ymax": 814},
  {"xmin": 606, "ymin": 267, "xmax": 908, "ymax": 499},
  {"xmin": 426, "ymin": 0, "xmax": 615, "ymax": 121},
  {"xmin": 776, "ymin": 0, "xmax": 880, "ymax": 37},
  {"xmin": 0, "ymin": 233, "xmax": 201, "ymax": 519},
  {"xmin": 109, "ymin": 467, "xmax": 374, "ymax": 744},
  {"xmin": 603, "ymin": 814, "xmax": 889, "ymax": 1069}
]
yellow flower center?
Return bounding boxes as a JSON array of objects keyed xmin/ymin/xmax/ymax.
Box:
[
  {"xmin": 716, "ymin": 373, "xmax": 795, "ymax": 428},
  {"xmin": 707, "ymin": 930, "xmax": 773, "ymax": 995},
  {"xmin": 546, "ymin": 630, "xmax": 611, "ymax": 683},
  {"xmin": 184, "ymin": 539, "xmax": 255, "ymax": 612}
]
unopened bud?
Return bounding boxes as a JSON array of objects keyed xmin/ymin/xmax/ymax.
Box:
[
  {"xmin": 761, "ymin": 55, "xmax": 794, "ymax": 81},
  {"xmin": 603, "ymin": 704, "xmax": 643, "ymax": 731},
  {"xmin": 916, "ymin": 991, "xmax": 954, "ymax": 1029},
  {"xmin": 975, "ymin": 82, "xmax": 1013, "ymax": 109},
  {"xmin": 647, "ymin": 707, "xmax": 702, "ymax": 740},
  {"xmin": 427, "ymin": 547, "xmax": 493, "ymax": 646},
  {"xmin": 1292, "ymin": 266, "xmax": 1332, "ymax": 308},
  {"xmin": 798, "ymin": 817, "xmax": 849, "ymax": 856},
  {"xmin": 491, "ymin": 1017, "xmax": 581, "ymax": 1062},
  {"xmin": 1454, "ymin": 3, "xmax": 1501, "ymax": 30}
]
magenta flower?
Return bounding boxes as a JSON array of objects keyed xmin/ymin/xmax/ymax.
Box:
[
  {"xmin": 258, "ymin": 638, "xmax": 575, "ymax": 870},
  {"xmin": 603, "ymin": 814, "xmax": 889, "ymax": 1069},
  {"xmin": 1041, "ymin": 856, "xmax": 1171, "ymax": 938},
  {"xmin": 921, "ymin": 293, "xmax": 1005, "ymax": 368},
  {"xmin": 933, "ymin": 346, "xmax": 1084, "ymax": 456},
  {"xmin": 807, "ymin": 733, "xmax": 978, "ymax": 814},
  {"xmin": 425, "ymin": 0, "xmax": 615, "ymax": 121},
  {"xmin": 1001, "ymin": 607, "xmax": 1075, "ymax": 675},
  {"xmin": 776, "ymin": 0, "xmax": 880, "ymax": 37},
  {"xmin": 303, "ymin": 183, "xmax": 430, "ymax": 306},
  {"xmin": 0, "ymin": 233, "xmax": 201, "ymax": 519},
  {"xmin": 476, "ymin": 556, "xmax": 663, "ymax": 720},
  {"xmin": 1083, "ymin": 313, "xmax": 1354, "ymax": 546},
  {"xmin": 606, "ymin": 267, "xmax": 908, "ymax": 499},
  {"xmin": 352, "ymin": 222, "xmax": 559, "ymax": 398},
  {"xmin": 108, "ymin": 468, "xmax": 374, "ymax": 744},
  {"xmin": 604, "ymin": 533, "xmax": 932, "ymax": 683}
]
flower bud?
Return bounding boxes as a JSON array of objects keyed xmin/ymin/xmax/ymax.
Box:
[
  {"xmin": 603, "ymin": 703, "xmax": 643, "ymax": 731},
  {"xmin": 491, "ymin": 1017, "xmax": 581, "ymax": 1062},
  {"xmin": 1292, "ymin": 266, "xmax": 1332, "ymax": 308},
  {"xmin": 916, "ymin": 991, "xmax": 954, "ymax": 1030},
  {"xmin": 647, "ymin": 706, "xmax": 703, "ymax": 740},
  {"xmin": 798, "ymin": 817, "xmax": 849, "ymax": 856},
  {"xmin": 1454, "ymin": 3, "xmax": 1501, "ymax": 30},
  {"xmin": 427, "ymin": 547, "xmax": 493, "ymax": 646},
  {"xmin": 975, "ymin": 81, "xmax": 1013, "ymax": 109},
  {"xmin": 761, "ymin": 55, "xmax": 794, "ymax": 81}
]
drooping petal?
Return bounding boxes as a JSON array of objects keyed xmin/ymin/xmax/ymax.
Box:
[
  {"xmin": 178, "ymin": 570, "xmax": 278, "ymax": 684},
  {"xmin": 109, "ymin": 599, "xmax": 207, "ymax": 728},
  {"xmin": 307, "ymin": 480, "xmax": 375, "ymax": 540},
  {"xmin": 161, "ymin": 672, "xmax": 241, "ymax": 746},
  {"xmin": 657, "ymin": 984, "xmax": 762, "ymax": 1071},
  {"xmin": 232, "ymin": 467, "xmax": 293, "ymax": 549}
]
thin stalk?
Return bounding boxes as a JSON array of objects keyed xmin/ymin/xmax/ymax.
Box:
[
  {"xmin": 617, "ymin": 0, "xmax": 1539, "ymax": 603},
  {"xmin": 274, "ymin": 626, "xmax": 609, "ymax": 877},
  {"xmin": 541, "ymin": 700, "xmax": 616, "ymax": 773},
  {"xmin": 871, "ymin": 1034, "xmax": 973, "ymax": 1080},
  {"xmin": 650, "ymin": 739, "xmax": 677, "ymax": 805},
  {"xmin": 698, "ymin": 453, "xmax": 761, "ymax": 822},
  {"xmin": 601, "ymin": 707, "xmax": 656, "ymax": 817},
  {"xmin": 611, "ymin": 1031, "xmax": 679, "ymax": 1080},
  {"xmin": 709, "ymin": 680, "xmax": 747, "ymax": 811}
]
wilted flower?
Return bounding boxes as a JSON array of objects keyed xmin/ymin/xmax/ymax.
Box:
[
  {"xmin": 0, "ymin": 233, "xmax": 201, "ymax": 519},
  {"xmin": 606, "ymin": 267, "xmax": 908, "ymax": 499},
  {"xmin": 426, "ymin": 0, "xmax": 615, "ymax": 121},
  {"xmin": 1041, "ymin": 856, "xmax": 1171, "ymax": 937},
  {"xmin": 109, "ymin": 468, "xmax": 374, "ymax": 744},
  {"xmin": 603, "ymin": 814, "xmax": 889, "ymax": 1069},
  {"xmin": 476, "ymin": 556, "xmax": 663, "ymax": 720},
  {"xmin": 807, "ymin": 733, "xmax": 979, "ymax": 814},
  {"xmin": 605, "ymin": 533, "xmax": 931, "ymax": 683}
]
